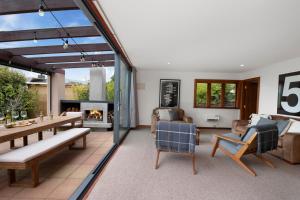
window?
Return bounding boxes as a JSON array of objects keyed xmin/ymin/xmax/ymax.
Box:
[
  {"xmin": 211, "ymin": 83, "xmax": 222, "ymax": 107},
  {"xmin": 196, "ymin": 83, "xmax": 208, "ymax": 107},
  {"xmin": 194, "ymin": 80, "xmax": 239, "ymax": 108}
]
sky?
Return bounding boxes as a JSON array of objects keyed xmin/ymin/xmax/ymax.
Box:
[{"xmin": 0, "ymin": 10, "xmax": 114, "ymax": 83}]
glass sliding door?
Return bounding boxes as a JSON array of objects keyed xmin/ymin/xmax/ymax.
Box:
[{"xmin": 114, "ymin": 54, "xmax": 131, "ymax": 143}]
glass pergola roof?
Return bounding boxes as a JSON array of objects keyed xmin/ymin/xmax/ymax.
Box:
[{"xmin": 0, "ymin": 0, "xmax": 115, "ymax": 74}]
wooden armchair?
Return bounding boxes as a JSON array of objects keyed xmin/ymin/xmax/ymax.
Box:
[{"xmin": 211, "ymin": 125, "xmax": 278, "ymax": 176}]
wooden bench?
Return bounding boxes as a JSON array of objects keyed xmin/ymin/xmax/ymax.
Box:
[{"xmin": 0, "ymin": 128, "xmax": 90, "ymax": 187}]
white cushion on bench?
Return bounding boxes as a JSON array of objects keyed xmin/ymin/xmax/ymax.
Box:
[
  {"xmin": 0, "ymin": 128, "xmax": 90, "ymax": 163},
  {"xmin": 60, "ymin": 122, "xmax": 82, "ymax": 127}
]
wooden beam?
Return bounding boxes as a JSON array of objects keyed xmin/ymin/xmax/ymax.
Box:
[
  {"xmin": 33, "ymin": 54, "xmax": 114, "ymax": 64},
  {"xmin": 0, "ymin": 0, "xmax": 78, "ymax": 15},
  {"xmin": 0, "ymin": 50, "xmax": 54, "ymax": 73},
  {"xmin": 5, "ymin": 43, "xmax": 112, "ymax": 56},
  {"xmin": 0, "ymin": 26, "xmax": 99, "ymax": 42},
  {"xmin": 45, "ymin": 61, "xmax": 115, "ymax": 69}
]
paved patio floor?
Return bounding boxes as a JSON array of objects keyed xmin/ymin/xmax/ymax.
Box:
[{"xmin": 0, "ymin": 130, "xmax": 113, "ymax": 200}]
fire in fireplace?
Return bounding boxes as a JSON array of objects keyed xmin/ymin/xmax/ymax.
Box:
[{"xmin": 85, "ymin": 109, "xmax": 103, "ymax": 121}]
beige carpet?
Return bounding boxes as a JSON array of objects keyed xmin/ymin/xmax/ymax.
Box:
[{"xmin": 87, "ymin": 129, "xmax": 300, "ymax": 200}]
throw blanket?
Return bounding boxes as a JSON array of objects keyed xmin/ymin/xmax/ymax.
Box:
[
  {"xmin": 256, "ymin": 124, "xmax": 278, "ymax": 154},
  {"xmin": 156, "ymin": 121, "xmax": 196, "ymax": 153}
]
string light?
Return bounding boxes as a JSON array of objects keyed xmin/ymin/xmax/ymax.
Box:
[
  {"xmin": 38, "ymin": 1, "xmax": 45, "ymax": 17},
  {"xmin": 80, "ymin": 54, "xmax": 85, "ymax": 62},
  {"xmin": 38, "ymin": 0, "xmax": 98, "ymax": 63},
  {"xmin": 33, "ymin": 32, "xmax": 38, "ymax": 43},
  {"xmin": 63, "ymin": 39, "xmax": 69, "ymax": 49}
]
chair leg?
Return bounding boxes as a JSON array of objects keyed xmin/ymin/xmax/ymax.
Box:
[
  {"xmin": 211, "ymin": 137, "xmax": 219, "ymax": 157},
  {"xmin": 192, "ymin": 153, "xmax": 197, "ymax": 175},
  {"xmin": 7, "ymin": 169, "xmax": 16, "ymax": 186},
  {"xmin": 155, "ymin": 150, "xmax": 160, "ymax": 169},
  {"xmin": 234, "ymin": 158, "xmax": 257, "ymax": 176},
  {"xmin": 255, "ymin": 154, "xmax": 275, "ymax": 168}
]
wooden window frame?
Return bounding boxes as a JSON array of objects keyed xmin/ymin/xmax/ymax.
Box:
[{"xmin": 194, "ymin": 79, "xmax": 240, "ymax": 109}]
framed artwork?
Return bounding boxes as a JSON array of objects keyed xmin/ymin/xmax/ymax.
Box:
[
  {"xmin": 159, "ymin": 79, "xmax": 180, "ymax": 108},
  {"xmin": 277, "ymin": 71, "xmax": 300, "ymax": 116}
]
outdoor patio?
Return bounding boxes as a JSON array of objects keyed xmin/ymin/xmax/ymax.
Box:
[{"xmin": 0, "ymin": 130, "xmax": 113, "ymax": 200}]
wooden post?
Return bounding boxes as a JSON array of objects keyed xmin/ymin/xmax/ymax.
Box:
[{"xmin": 31, "ymin": 163, "xmax": 39, "ymax": 187}]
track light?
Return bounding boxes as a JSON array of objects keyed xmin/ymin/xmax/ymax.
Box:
[
  {"xmin": 38, "ymin": 2, "xmax": 45, "ymax": 17},
  {"xmin": 63, "ymin": 39, "xmax": 69, "ymax": 49},
  {"xmin": 33, "ymin": 32, "xmax": 38, "ymax": 43},
  {"xmin": 80, "ymin": 54, "xmax": 85, "ymax": 62}
]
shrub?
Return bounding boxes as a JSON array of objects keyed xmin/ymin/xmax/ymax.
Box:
[{"xmin": 0, "ymin": 67, "xmax": 38, "ymax": 116}]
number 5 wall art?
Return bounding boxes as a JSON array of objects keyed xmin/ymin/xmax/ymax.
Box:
[{"xmin": 278, "ymin": 71, "xmax": 300, "ymax": 116}]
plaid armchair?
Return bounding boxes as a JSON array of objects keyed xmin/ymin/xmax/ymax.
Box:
[
  {"xmin": 151, "ymin": 108, "xmax": 193, "ymax": 135},
  {"xmin": 155, "ymin": 121, "xmax": 197, "ymax": 174}
]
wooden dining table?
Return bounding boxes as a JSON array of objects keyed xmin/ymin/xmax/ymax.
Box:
[{"xmin": 0, "ymin": 115, "xmax": 81, "ymax": 148}]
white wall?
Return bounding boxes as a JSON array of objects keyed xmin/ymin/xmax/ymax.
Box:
[
  {"xmin": 240, "ymin": 57, "xmax": 300, "ymax": 115},
  {"xmin": 137, "ymin": 70, "xmax": 241, "ymax": 127}
]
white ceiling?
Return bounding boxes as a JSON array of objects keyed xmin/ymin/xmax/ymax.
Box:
[{"xmin": 94, "ymin": 0, "xmax": 300, "ymax": 72}]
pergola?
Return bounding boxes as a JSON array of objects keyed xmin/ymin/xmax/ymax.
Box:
[
  {"xmin": 0, "ymin": 0, "xmax": 117, "ymax": 116},
  {"xmin": 0, "ymin": 0, "xmax": 115, "ymax": 74}
]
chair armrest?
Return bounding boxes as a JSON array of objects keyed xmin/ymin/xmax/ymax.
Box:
[
  {"xmin": 281, "ymin": 133, "xmax": 300, "ymax": 163},
  {"xmin": 232, "ymin": 120, "xmax": 249, "ymax": 128},
  {"xmin": 215, "ymin": 135, "xmax": 246, "ymax": 145},
  {"xmin": 151, "ymin": 114, "xmax": 159, "ymax": 134},
  {"xmin": 60, "ymin": 112, "xmax": 66, "ymax": 116},
  {"xmin": 232, "ymin": 120, "xmax": 249, "ymax": 136},
  {"xmin": 183, "ymin": 115, "xmax": 193, "ymax": 123}
]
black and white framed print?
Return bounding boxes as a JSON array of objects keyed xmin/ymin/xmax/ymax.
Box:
[
  {"xmin": 159, "ymin": 79, "xmax": 180, "ymax": 108},
  {"xmin": 277, "ymin": 71, "xmax": 300, "ymax": 116}
]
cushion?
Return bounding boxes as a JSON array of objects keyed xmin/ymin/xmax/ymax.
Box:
[
  {"xmin": 256, "ymin": 118, "xmax": 277, "ymax": 126},
  {"xmin": 219, "ymin": 133, "xmax": 242, "ymax": 154},
  {"xmin": 250, "ymin": 114, "xmax": 271, "ymax": 126},
  {"xmin": 276, "ymin": 120, "xmax": 292, "ymax": 136},
  {"xmin": 0, "ymin": 128, "xmax": 90, "ymax": 163},
  {"xmin": 60, "ymin": 122, "xmax": 82, "ymax": 127},
  {"xmin": 158, "ymin": 109, "xmax": 171, "ymax": 121},
  {"xmin": 288, "ymin": 120, "xmax": 300, "ymax": 134},
  {"xmin": 241, "ymin": 127, "xmax": 257, "ymax": 142},
  {"xmin": 65, "ymin": 112, "xmax": 83, "ymax": 117},
  {"xmin": 169, "ymin": 110, "xmax": 179, "ymax": 121}
]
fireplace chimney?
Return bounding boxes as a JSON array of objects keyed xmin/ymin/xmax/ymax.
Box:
[{"xmin": 89, "ymin": 67, "xmax": 106, "ymax": 101}]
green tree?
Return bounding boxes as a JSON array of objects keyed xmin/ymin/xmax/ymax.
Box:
[
  {"xmin": 0, "ymin": 67, "xmax": 38, "ymax": 116},
  {"xmin": 106, "ymin": 75, "xmax": 114, "ymax": 102},
  {"xmin": 72, "ymin": 84, "xmax": 89, "ymax": 100}
]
